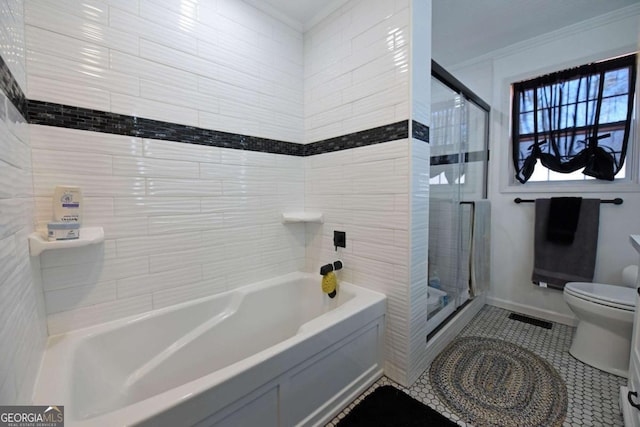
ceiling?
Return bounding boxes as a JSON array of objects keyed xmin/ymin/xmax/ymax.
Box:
[
  {"xmin": 250, "ymin": 0, "xmax": 638, "ymax": 66},
  {"xmin": 431, "ymin": 0, "xmax": 639, "ymax": 67}
]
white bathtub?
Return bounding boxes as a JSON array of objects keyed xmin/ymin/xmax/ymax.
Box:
[{"xmin": 33, "ymin": 272, "xmax": 386, "ymax": 426}]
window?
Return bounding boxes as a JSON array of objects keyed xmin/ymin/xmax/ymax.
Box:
[{"xmin": 512, "ymin": 54, "xmax": 637, "ymax": 184}]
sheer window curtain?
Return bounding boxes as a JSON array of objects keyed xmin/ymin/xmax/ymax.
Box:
[{"xmin": 512, "ymin": 54, "xmax": 637, "ymax": 183}]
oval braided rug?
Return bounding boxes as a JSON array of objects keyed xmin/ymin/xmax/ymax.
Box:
[{"xmin": 429, "ymin": 336, "xmax": 567, "ymax": 427}]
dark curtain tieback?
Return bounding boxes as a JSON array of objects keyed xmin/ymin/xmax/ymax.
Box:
[{"xmin": 511, "ymin": 53, "xmax": 636, "ymax": 184}]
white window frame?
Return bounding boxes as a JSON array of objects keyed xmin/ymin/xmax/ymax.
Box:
[{"xmin": 502, "ymin": 52, "xmax": 640, "ymax": 195}]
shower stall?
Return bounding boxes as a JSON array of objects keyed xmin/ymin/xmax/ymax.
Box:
[{"xmin": 426, "ymin": 61, "xmax": 490, "ymax": 337}]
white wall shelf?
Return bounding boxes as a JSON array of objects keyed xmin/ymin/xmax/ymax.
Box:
[
  {"xmin": 28, "ymin": 227, "xmax": 105, "ymax": 256},
  {"xmin": 281, "ymin": 212, "xmax": 324, "ymax": 224}
]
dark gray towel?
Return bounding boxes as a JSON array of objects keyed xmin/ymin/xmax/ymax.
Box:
[
  {"xmin": 547, "ymin": 197, "xmax": 582, "ymax": 244},
  {"xmin": 532, "ymin": 198, "xmax": 600, "ymax": 290}
]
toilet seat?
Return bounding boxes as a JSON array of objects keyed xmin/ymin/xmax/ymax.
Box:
[{"xmin": 564, "ymin": 282, "xmax": 636, "ymax": 311}]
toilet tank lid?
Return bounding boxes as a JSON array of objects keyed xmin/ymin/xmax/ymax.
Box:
[{"xmin": 565, "ymin": 282, "xmax": 636, "ymax": 308}]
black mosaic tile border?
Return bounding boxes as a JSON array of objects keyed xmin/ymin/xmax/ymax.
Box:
[
  {"xmin": 28, "ymin": 100, "xmax": 411, "ymax": 156},
  {"xmin": 27, "ymin": 100, "xmax": 306, "ymax": 156},
  {"xmin": 430, "ymin": 150, "xmax": 488, "ymax": 166},
  {"xmin": 0, "ymin": 54, "xmax": 27, "ymax": 119},
  {"xmin": 304, "ymin": 121, "xmax": 409, "ymax": 156},
  {"xmin": 412, "ymin": 120, "xmax": 430, "ymax": 143},
  {"xmin": 28, "ymin": 99, "xmax": 412, "ymax": 156},
  {"xmin": 0, "ymin": 51, "xmax": 416, "ymax": 157}
]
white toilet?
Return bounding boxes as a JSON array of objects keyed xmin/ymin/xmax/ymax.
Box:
[{"xmin": 563, "ymin": 265, "xmax": 638, "ymax": 378}]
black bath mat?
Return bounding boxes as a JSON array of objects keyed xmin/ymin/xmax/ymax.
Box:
[{"xmin": 337, "ymin": 385, "xmax": 457, "ymax": 426}]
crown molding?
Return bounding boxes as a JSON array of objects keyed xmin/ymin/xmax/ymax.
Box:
[{"xmin": 448, "ymin": 3, "xmax": 640, "ymax": 71}]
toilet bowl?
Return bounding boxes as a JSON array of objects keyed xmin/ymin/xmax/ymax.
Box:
[{"xmin": 564, "ymin": 281, "xmax": 636, "ymax": 377}]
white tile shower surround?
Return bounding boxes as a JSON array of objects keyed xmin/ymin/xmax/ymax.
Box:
[
  {"xmin": 328, "ymin": 305, "xmax": 626, "ymax": 427},
  {"xmin": 304, "ymin": 137, "xmax": 431, "ymax": 385},
  {"xmin": 24, "ymin": 0, "xmax": 417, "ymax": 145},
  {"xmin": 0, "ymin": 0, "xmax": 26, "ymax": 90},
  {"xmin": 31, "ymin": 124, "xmax": 306, "ymax": 334},
  {"xmin": 408, "ymin": 0, "xmax": 431, "ymax": 127},
  {"xmin": 303, "ymin": 0, "xmax": 411, "ymax": 143},
  {"xmin": 305, "ymin": 139, "xmax": 410, "ymax": 380},
  {"xmin": 25, "ymin": 0, "xmax": 305, "ymax": 143},
  {"xmin": 21, "ymin": 0, "xmax": 427, "ymax": 388},
  {"xmin": 408, "ymin": 136, "xmax": 431, "ymax": 384},
  {"xmin": 0, "ymin": 0, "xmax": 47, "ymax": 405}
]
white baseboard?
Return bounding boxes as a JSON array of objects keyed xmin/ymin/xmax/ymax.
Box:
[{"xmin": 486, "ymin": 296, "xmax": 578, "ymax": 327}]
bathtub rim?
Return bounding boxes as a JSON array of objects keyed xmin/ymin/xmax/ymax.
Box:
[{"xmin": 33, "ymin": 271, "xmax": 386, "ymax": 426}]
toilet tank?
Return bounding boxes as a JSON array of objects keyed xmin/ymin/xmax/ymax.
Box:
[{"xmin": 622, "ymin": 265, "xmax": 639, "ymax": 287}]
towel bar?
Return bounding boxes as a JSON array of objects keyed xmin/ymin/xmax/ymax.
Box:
[{"xmin": 514, "ymin": 197, "xmax": 623, "ymax": 205}]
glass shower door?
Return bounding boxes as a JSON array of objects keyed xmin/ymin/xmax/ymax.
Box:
[
  {"xmin": 427, "ymin": 77, "xmax": 466, "ymax": 336},
  {"xmin": 427, "ymin": 64, "xmax": 490, "ymax": 338}
]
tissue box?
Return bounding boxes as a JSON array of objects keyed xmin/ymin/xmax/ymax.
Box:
[{"xmin": 47, "ymin": 222, "xmax": 80, "ymax": 241}]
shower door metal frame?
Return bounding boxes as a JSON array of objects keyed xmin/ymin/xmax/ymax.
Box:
[{"xmin": 431, "ymin": 60, "xmax": 490, "ymax": 198}]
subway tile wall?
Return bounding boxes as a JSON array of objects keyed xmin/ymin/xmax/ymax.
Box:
[
  {"xmin": 408, "ymin": 137, "xmax": 429, "ymax": 384},
  {"xmin": 407, "ymin": 0, "xmax": 431, "ymax": 385},
  {"xmin": 302, "ymin": 0, "xmax": 421, "ymax": 386},
  {"xmin": 0, "ymin": 0, "xmax": 26, "ymax": 91},
  {"xmin": 24, "ymin": 0, "xmax": 308, "ymax": 333},
  {"xmin": 0, "ymin": 0, "xmax": 47, "ymax": 405},
  {"xmin": 304, "ymin": 140, "xmax": 412, "ymax": 384},
  {"xmin": 24, "ymin": 0, "xmax": 304, "ymax": 143},
  {"xmin": 14, "ymin": 0, "xmax": 430, "ymax": 391},
  {"xmin": 409, "ymin": 0, "xmax": 431, "ymax": 127},
  {"xmin": 0, "ymin": 93, "xmax": 47, "ymax": 405},
  {"xmin": 31, "ymin": 124, "xmax": 305, "ymax": 334},
  {"xmin": 303, "ymin": 0, "xmax": 411, "ymax": 143}
]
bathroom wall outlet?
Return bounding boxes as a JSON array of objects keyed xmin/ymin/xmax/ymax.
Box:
[{"xmin": 334, "ymin": 231, "xmax": 346, "ymax": 250}]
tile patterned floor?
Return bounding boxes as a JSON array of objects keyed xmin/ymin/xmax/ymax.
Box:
[{"xmin": 327, "ymin": 305, "xmax": 626, "ymax": 426}]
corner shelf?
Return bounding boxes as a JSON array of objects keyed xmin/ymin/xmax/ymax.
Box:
[
  {"xmin": 28, "ymin": 226, "xmax": 105, "ymax": 256},
  {"xmin": 281, "ymin": 211, "xmax": 324, "ymax": 224}
]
